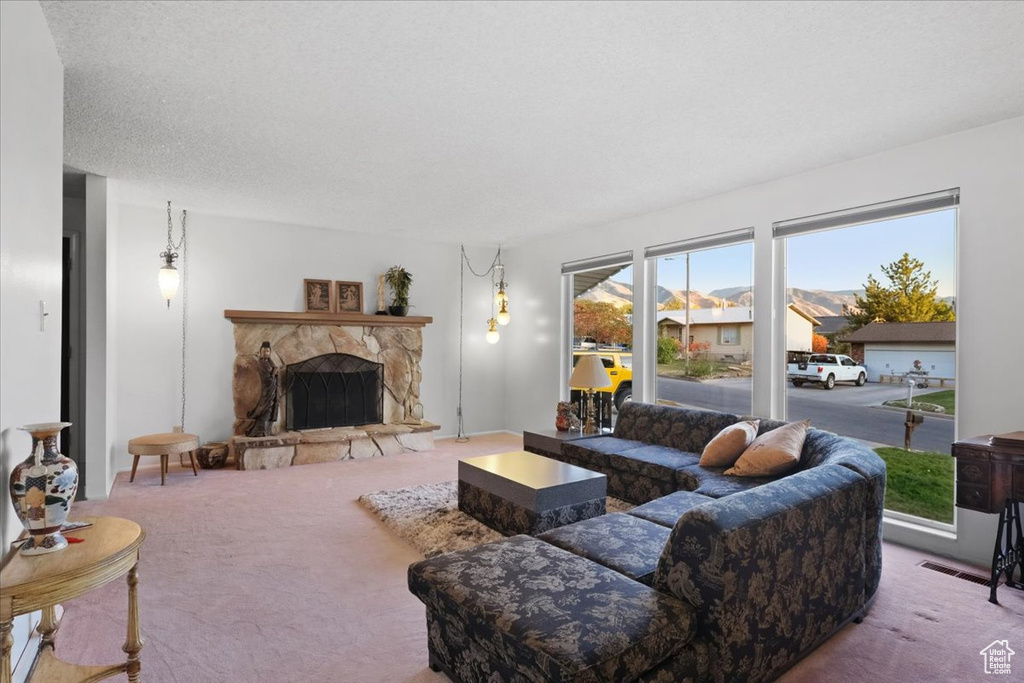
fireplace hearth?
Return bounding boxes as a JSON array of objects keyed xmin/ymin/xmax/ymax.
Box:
[{"xmin": 286, "ymin": 353, "xmax": 383, "ymax": 431}]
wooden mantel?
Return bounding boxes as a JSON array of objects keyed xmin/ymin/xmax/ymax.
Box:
[{"xmin": 224, "ymin": 309, "xmax": 433, "ymax": 327}]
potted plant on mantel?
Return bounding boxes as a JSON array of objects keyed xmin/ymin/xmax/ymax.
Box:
[{"xmin": 385, "ymin": 265, "xmax": 413, "ymax": 316}]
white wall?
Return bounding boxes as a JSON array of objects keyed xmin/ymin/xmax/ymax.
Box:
[
  {"xmin": 0, "ymin": 0, "xmax": 64, "ymax": 671},
  {"xmin": 504, "ymin": 117, "xmax": 1024, "ymax": 565},
  {"xmin": 108, "ymin": 204, "xmax": 506, "ymax": 474}
]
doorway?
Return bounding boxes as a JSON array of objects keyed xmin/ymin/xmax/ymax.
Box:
[{"xmin": 62, "ymin": 181, "xmax": 87, "ymax": 500}]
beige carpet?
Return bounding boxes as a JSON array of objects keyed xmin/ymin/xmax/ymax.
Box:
[{"xmin": 49, "ymin": 432, "xmax": 1022, "ymax": 682}]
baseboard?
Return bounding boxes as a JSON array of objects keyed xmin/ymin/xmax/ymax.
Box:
[{"xmin": 435, "ymin": 429, "xmax": 519, "ymax": 440}]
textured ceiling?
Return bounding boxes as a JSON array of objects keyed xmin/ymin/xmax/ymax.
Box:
[{"xmin": 42, "ymin": 1, "xmax": 1024, "ymax": 245}]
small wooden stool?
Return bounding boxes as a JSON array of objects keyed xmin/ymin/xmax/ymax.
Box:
[{"xmin": 128, "ymin": 433, "xmax": 200, "ymax": 485}]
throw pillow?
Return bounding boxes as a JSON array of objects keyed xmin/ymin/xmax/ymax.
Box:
[
  {"xmin": 725, "ymin": 419, "xmax": 810, "ymax": 477},
  {"xmin": 700, "ymin": 419, "xmax": 760, "ymax": 467}
]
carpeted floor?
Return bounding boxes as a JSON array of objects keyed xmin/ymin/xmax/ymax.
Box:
[{"xmin": 50, "ymin": 432, "xmax": 1023, "ymax": 682}]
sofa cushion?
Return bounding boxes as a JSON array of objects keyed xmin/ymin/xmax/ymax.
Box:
[
  {"xmin": 693, "ymin": 472, "xmax": 782, "ymax": 499},
  {"xmin": 538, "ymin": 513, "xmax": 671, "ymax": 586},
  {"xmin": 608, "ymin": 470, "xmax": 681, "ymax": 505},
  {"xmin": 726, "ymin": 419, "xmax": 809, "ymax": 477},
  {"xmin": 627, "ymin": 490, "xmax": 715, "ymax": 528},
  {"xmin": 614, "ymin": 402, "xmax": 742, "ymax": 453},
  {"xmin": 562, "ymin": 436, "xmax": 648, "ymax": 471},
  {"xmin": 606, "ymin": 445, "xmax": 701, "ymax": 483},
  {"xmin": 699, "ymin": 419, "xmax": 759, "ymax": 467},
  {"xmin": 409, "ymin": 535, "xmax": 696, "ymax": 682}
]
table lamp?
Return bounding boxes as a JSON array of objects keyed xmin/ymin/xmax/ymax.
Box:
[{"xmin": 568, "ymin": 355, "xmax": 612, "ymax": 434}]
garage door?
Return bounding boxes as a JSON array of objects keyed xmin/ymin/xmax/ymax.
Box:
[{"xmin": 864, "ymin": 349, "xmax": 955, "ymax": 383}]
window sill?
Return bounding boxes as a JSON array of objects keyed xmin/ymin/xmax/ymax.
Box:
[{"xmin": 883, "ymin": 510, "xmax": 957, "ymax": 542}]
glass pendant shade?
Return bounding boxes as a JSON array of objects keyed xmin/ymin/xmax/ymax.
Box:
[
  {"xmin": 495, "ymin": 288, "xmax": 509, "ymax": 307},
  {"xmin": 159, "ymin": 262, "xmax": 179, "ymax": 304},
  {"xmin": 496, "ymin": 300, "xmax": 510, "ymax": 326},
  {"xmin": 485, "ymin": 318, "xmax": 500, "ymax": 344}
]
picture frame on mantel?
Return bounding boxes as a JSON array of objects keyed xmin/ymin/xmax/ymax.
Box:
[
  {"xmin": 334, "ymin": 281, "xmax": 363, "ymax": 313},
  {"xmin": 303, "ymin": 278, "xmax": 333, "ymax": 313}
]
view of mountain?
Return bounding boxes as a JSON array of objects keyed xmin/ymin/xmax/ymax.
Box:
[{"xmin": 579, "ymin": 280, "xmax": 866, "ymax": 317}]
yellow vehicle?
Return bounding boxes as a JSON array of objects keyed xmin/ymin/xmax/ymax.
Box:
[{"xmin": 572, "ymin": 351, "xmax": 633, "ymax": 409}]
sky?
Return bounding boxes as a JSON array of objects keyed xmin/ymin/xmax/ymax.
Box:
[{"xmin": 618, "ymin": 209, "xmax": 957, "ymax": 296}]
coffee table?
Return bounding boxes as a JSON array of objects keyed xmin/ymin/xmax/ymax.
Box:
[{"xmin": 458, "ymin": 450, "xmax": 607, "ymax": 536}]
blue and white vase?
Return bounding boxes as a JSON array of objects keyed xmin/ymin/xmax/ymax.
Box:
[{"xmin": 9, "ymin": 422, "xmax": 77, "ymax": 555}]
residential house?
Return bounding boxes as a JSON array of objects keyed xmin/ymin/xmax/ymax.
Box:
[
  {"xmin": 658, "ymin": 303, "xmax": 819, "ymax": 360},
  {"xmin": 845, "ymin": 321, "xmax": 956, "ymax": 383}
]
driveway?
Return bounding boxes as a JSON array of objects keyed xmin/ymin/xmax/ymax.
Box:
[{"xmin": 655, "ymin": 376, "xmax": 955, "ymax": 453}]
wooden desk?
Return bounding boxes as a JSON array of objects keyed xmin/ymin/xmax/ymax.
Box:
[
  {"xmin": 952, "ymin": 436, "xmax": 1024, "ymax": 604},
  {"xmin": 0, "ymin": 517, "xmax": 146, "ymax": 683}
]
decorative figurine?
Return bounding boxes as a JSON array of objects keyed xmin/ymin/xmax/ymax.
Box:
[
  {"xmin": 375, "ymin": 274, "xmax": 388, "ymax": 315},
  {"xmin": 246, "ymin": 341, "xmax": 280, "ymax": 437},
  {"xmin": 555, "ymin": 401, "xmax": 580, "ymax": 432}
]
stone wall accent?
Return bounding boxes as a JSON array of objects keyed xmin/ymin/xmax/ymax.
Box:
[
  {"xmin": 231, "ymin": 322, "xmax": 425, "ymax": 436},
  {"xmin": 229, "ymin": 423, "xmax": 440, "ymax": 471}
]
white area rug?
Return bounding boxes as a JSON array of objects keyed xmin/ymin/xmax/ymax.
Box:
[{"xmin": 358, "ymin": 480, "xmax": 633, "ymax": 557}]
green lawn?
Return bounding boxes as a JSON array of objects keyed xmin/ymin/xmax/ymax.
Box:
[
  {"xmin": 882, "ymin": 389, "xmax": 955, "ymax": 415},
  {"xmin": 656, "ymin": 359, "xmax": 751, "ymax": 379},
  {"xmin": 874, "ymin": 447, "xmax": 954, "ymax": 523},
  {"xmin": 916, "ymin": 389, "xmax": 955, "ymax": 414}
]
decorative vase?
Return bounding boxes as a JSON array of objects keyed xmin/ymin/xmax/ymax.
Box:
[
  {"xmin": 389, "ymin": 305, "xmax": 408, "ymax": 317},
  {"xmin": 9, "ymin": 422, "xmax": 77, "ymax": 555}
]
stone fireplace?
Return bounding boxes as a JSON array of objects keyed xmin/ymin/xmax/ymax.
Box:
[{"xmin": 225, "ymin": 310, "xmax": 438, "ymax": 469}]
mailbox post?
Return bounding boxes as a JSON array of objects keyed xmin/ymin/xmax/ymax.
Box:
[{"xmin": 904, "ymin": 410, "xmax": 924, "ymax": 449}]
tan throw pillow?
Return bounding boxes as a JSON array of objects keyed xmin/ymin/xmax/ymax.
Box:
[
  {"xmin": 725, "ymin": 419, "xmax": 810, "ymax": 477},
  {"xmin": 700, "ymin": 420, "xmax": 760, "ymax": 467}
]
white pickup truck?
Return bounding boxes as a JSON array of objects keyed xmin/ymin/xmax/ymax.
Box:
[{"xmin": 787, "ymin": 354, "xmax": 867, "ymax": 389}]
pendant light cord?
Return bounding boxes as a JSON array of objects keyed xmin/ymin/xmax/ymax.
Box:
[
  {"xmin": 179, "ymin": 210, "xmax": 189, "ymax": 432},
  {"xmin": 456, "ymin": 252, "xmax": 468, "ymax": 441},
  {"xmin": 456, "ymin": 245, "xmax": 503, "ymax": 442}
]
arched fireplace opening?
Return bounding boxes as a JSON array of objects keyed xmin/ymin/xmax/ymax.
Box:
[{"xmin": 285, "ymin": 353, "xmax": 383, "ymax": 431}]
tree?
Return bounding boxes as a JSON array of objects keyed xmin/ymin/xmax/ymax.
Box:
[
  {"xmin": 656, "ymin": 336, "xmax": 681, "ymax": 363},
  {"xmin": 812, "ymin": 333, "xmax": 828, "ymax": 353},
  {"xmin": 845, "ymin": 253, "xmax": 955, "ymax": 331},
  {"xmin": 662, "ymin": 297, "xmax": 685, "ymax": 311},
  {"xmin": 573, "ymin": 300, "xmax": 631, "ymax": 346}
]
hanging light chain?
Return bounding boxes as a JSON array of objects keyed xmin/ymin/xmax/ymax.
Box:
[{"xmin": 179, "ymin": 208, "xmax": 188, "ymax": 431}]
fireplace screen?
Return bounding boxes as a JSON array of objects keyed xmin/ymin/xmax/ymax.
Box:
[{"xmin": 285, "ymin": 353, "xmax": 384, "ymax": 430}]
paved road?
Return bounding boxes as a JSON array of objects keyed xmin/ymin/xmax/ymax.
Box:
[{"xmin": 655, "ymin": 376, "xmax": 955, "ymax": 453}]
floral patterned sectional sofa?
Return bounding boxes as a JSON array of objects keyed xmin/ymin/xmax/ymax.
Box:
[{"xmin": 408, "ymin": 402, "xmax": 886, "ymax": 682}]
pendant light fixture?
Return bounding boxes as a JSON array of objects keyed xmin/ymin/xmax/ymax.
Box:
[
  {"xmin": 494, "ymin": 263, "xmax": 511, "ymax": 326},
  {"xmin": 159, "ymin": 201, "xmax": 188, "ymax": 308},
  {"xmin": 485, "ymin": 317, "xmax": 500, "ymax": 344},
  {"xmin": 456, "ymin": 244, "xmax": 511, "ymax": 441}
]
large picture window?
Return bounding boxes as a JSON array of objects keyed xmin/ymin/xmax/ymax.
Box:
[
  {"xmin": 776, "ymin": 190, "xmax": 958, "ymax": 526},
  {"xmin": 562, "ymin": 252, "xmax": 634, "ymax": 426},
  {"xmin": 646, "ymin": 229, "xmax": 754, "ymax": 416}
]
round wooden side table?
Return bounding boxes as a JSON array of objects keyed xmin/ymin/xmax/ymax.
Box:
[
  {"xmin": 128, "ymin": 433, "xmax": 200, "ymax": 485},
  {"xmin": 0, "ymin": 516, "xmax": 146, "ymax": 683}
]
